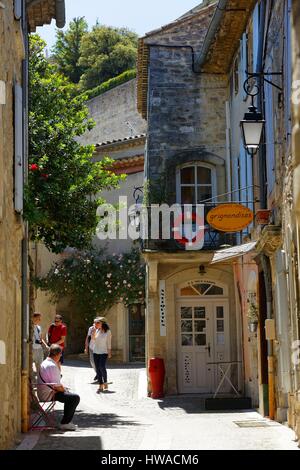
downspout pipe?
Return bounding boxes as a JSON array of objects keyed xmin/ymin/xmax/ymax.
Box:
[{"xmin": 55, "ymin": 0, "xmax": 66, "ymax": 29}]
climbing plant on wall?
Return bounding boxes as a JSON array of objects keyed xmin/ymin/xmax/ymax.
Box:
[{"xmin": 35, "ymin": 248, "xmax": 145, "ymax": 321}]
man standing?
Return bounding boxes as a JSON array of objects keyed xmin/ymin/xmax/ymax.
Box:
[
  {"xmin": 47, "ymin": 314, "xmax": 67, "ymax": 363},
  {"xmin": 38, "ymin": 344, "xmax": 80, "ymax": 431},
  {"xmin": 32, "ymin": 312, "xmax": 48, "ymax": 375}
]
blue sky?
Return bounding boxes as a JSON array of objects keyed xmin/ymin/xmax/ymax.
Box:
[{"xmin": 37, "ymin": 0, "xmax": 203, "ymax": 51}]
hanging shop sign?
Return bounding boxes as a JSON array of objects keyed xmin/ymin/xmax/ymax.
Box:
[
  {"xmin": 255, "ymin": 209, "xmax": 272, "ymax": 225},
  {"xmin": 207, "ymin": 204, "xmax": 254, "ymax": 233},
  {"xmin": 159, "ymin": 280, "xmax": 167, "ymax": 337}
]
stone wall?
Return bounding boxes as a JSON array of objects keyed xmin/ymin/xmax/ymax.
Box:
[
  {"xmin": 144, "ymin": 12, "xmax": 228, "ymax": 204},
  {"xmin": 291, "ymin": 0, "xmax": 300, "ymax": 441},
  {"xmin": 265, "ymin": 0, "xmax": 298, "ymax": 424},
  {"xmin": 0, "ymin": 1, "xmax": 25, "ymax": 450},
  {"xmin": 79, "ymin": 79, "xmax": 146, "ymax": 146}
]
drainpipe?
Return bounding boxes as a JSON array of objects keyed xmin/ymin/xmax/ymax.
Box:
[
  {"xmin": 21, "ymin": 235, "xmax": 29, "ymax": 433},
  {"xmin": 55, "ymin": 0, "xmax": 66, "ymax": 28}
]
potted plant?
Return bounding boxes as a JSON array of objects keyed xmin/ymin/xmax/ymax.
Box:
[{"xmin": 247, "ymin": 302, "xmax": 259, "ymax": 333}]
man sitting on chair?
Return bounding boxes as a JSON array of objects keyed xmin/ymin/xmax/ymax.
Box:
[{"xmin": 38, "ymin": 344, "xmax": 80, "ymax": 431}]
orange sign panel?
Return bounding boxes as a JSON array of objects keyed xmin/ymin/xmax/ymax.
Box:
[{"xmin": 207, "ymin": 204, "xmax": 254, "ymax": 233}]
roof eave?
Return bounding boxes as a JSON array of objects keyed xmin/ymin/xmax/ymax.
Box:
[
  {"xmin": 199, "ymin": 0, "xmax": 257, "ymax": 74},
  {"xmin": 196, "ymin": 0, "xmax": 229, "ymax": 69}
]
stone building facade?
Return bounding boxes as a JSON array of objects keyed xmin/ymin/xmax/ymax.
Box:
[
  {"xmin": 291, "ymin": 0, "xmax": 300, "ymax": 440},
  {"xmin": 138, "ymin": 1, "xmax": 257, "ymax": 397},
  {"xmin": 198, "ymin": 0, "xmax": 300, "ymax": 440},
  {"xmin": 228, "ymin": 0, "xmax": 297, "ymax": 426},
  {"xmin": 0, "ymin": 0, "xmax": 65, "ymax": 450},
  {"xmin": 0, "ymin": 0, "xmax": 26, "ymax": 449},
  {"xmin": 138, "ymin": 1, "xmax": 300, "ymax": 433}
]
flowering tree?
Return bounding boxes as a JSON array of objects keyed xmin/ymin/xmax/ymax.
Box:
[
  {"xmin": 26, "ymin": 35, "xmax": 124, "ymax": 253},
  {"xmin": 35, "ymin": 248, "xmax": 145, "ymax": 321}
]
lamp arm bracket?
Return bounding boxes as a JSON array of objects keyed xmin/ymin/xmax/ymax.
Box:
[{"xmin": 244, "ymin": 71, "xmax": 283, "ymax": 94}]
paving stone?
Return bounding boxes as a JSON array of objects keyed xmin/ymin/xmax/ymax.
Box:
[{"xmin": 29, "ymin": 360, "xmax": 299, "ymax": 451}]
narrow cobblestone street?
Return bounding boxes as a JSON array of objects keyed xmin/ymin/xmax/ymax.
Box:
[{"xmin": 19, "ymin": 360, "xmax": 299, "ymax": 451}]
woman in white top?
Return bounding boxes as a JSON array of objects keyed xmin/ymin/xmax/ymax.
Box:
[{"xmin": 92, "ymin": 317, "xmax": 112, "ymax": 393}]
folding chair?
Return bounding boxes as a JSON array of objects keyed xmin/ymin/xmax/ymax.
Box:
[{"xmin": 29, "ymin": 381, "xmax": 57, "ymax": 430}]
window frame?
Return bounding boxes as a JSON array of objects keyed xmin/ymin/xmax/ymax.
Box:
[{"xmin": 176, "ymin": 163, "xmax": 217, "ymax": 205}]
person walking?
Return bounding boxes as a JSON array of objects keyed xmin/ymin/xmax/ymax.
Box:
[
  {"xmin": 84, "ymin": 319, "xmax": 98, "ymax": 382},
  {"xmin": 47, "ymin": 314, "xmax": 67, "ymax": 364},
  {"xmin": 38, "ymin": 344, "xmax": 80, "ymax": 431},
  {"xmin": 92, "ymin": 318, "xmax": 112, "ymax": 393},
  {"xmin": 32, "ymin": 312, "xmax": 49, "ymax": 376}
]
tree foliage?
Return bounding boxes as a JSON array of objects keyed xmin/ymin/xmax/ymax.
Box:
[
  {"xmin": 35, "ymin": 248, "xmax": 145, "ymax": 320},
  {"xmin": 52, "ymin": 17, "xmax": 88, "ymax": 84},
  {"xmin": 26, "ymin": 35, "xmax": 124, "ymax": 253},
  {"xmin": 78, "ymin": 25, "xmax": 138, "ymax": 91}
]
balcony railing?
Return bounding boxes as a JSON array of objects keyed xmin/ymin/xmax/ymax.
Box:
[{"xmin": 135, "ymin": 204, "xmax": 239, "ymax": 252}]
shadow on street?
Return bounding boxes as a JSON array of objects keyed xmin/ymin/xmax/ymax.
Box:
[
  {"xmin": 64, "ymin": 359, "xmax": 145, "ymax": 371},
  {"xmin": 34, "ymin": 435, "xmax": 102, "ymax": 450},
  {"xmin": 157, "ymin": 396, "xmax": 255, "ymax": 415},
  {"xmin": 54, "ymin": 410, "xmax": 142, "ymax": 429}
]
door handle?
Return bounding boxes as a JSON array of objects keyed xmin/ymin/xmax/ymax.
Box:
[{"xmin": 205, "ymin": 343, "xmax": 211, "ymax": 357}]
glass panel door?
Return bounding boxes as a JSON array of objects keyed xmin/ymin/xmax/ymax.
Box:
[
  {"xmin": 178, "ymin": 303, "xmax": 212, "ymax": 393},
  {"xmin": 128, "ymin": 304, "xmax": 145, "ymax": 363},
  {"xmin": 180, "ymin": 306, "xmax": 208, "ymax": 347}
]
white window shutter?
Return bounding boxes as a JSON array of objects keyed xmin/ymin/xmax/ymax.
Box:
[
  {"xmin": 14, "ymin": 83, "xmax": 23, "ymax": 214},
  {"xmin": 14, "ymin": 0, "xmax": 22, "ymax": 20}
]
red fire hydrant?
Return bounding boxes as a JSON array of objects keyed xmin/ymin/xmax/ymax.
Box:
[{"xmin": 148, "ymin": 357, "xmax": 165, "ymax": 399}]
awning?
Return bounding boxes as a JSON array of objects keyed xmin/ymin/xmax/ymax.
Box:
[{"xmin": 210, "ymin": 241, "xmax": 257, "ymax": 264}]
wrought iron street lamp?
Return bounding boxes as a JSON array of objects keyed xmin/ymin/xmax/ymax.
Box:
[
  {"xmin": 240, "ymin": 72, "xmax": 283, "ymax": 155},
  {"xmin": 240, "ymin": 74, "xmax": 265, "ymax": 156},
  {"xmin": 240, "ymin": 105, "xmax": 265, "ymax": 155}
]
